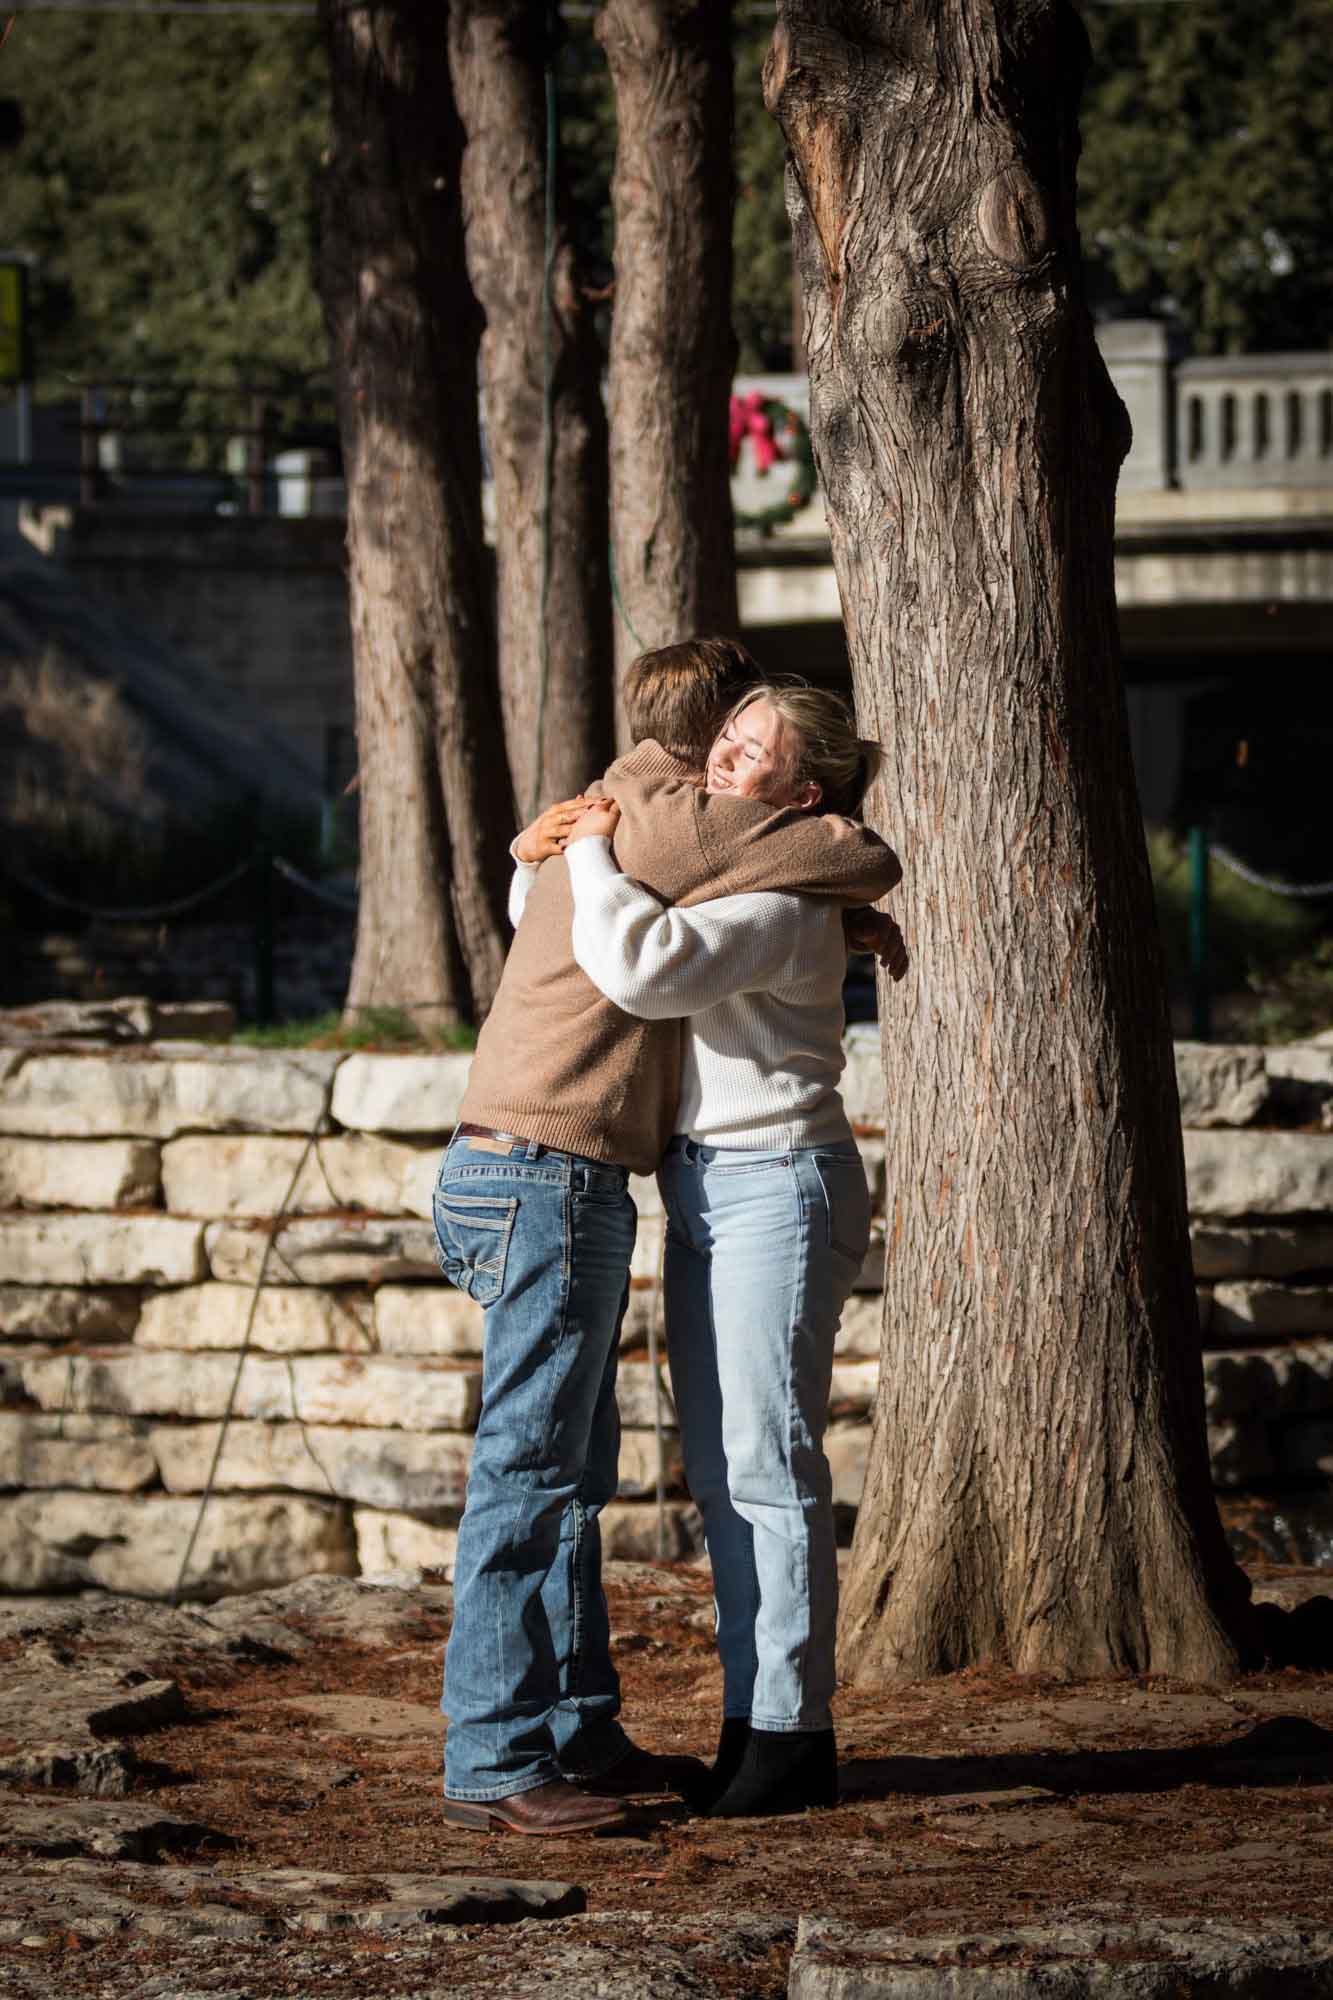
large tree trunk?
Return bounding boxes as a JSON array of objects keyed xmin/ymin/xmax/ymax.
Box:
[
  {"xmin": 597, "ymin": 0, "xmax": 740, "ymax": 732},
  {"xmin": 767, "ymin": 0, "xmax": 1255, "ymax": 1680},
  {"xmin": 320, "ymin": 0, "xmax": 512, "ymax": 1027},
  {"xmin": 449, "ymin": 2, "xmax": 613, "ymax": 818}
]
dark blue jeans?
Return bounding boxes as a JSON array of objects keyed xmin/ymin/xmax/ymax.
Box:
[{"xmin": 435, "ymin": 1131, "xmax": 637, "ymax": 1801}]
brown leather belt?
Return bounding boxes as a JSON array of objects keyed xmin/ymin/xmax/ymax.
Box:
[{"xmin": 457, "ymin": 1122, "xmax": 520, "ymax": 1145}]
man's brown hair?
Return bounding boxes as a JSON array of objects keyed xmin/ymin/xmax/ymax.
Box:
[{"xmin": 622, "ymin": 636, "xmax": 763, "ymax": 763}]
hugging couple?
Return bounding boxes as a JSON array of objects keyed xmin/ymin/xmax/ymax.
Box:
[{"xmin": 432, "ymin": 636, "xmax": 905, "ymax": 1835}]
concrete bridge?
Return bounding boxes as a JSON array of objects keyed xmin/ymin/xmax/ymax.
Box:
[
  {"xmin": 9, "ymin": 323, "xmax": 1333, "ymax": 826},
  {"xmin": 731, "ymin": 326, "xmax": 1333, "ymax": 823}
]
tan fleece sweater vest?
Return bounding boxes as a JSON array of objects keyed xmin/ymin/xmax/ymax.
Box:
[{"xmin": 459, "ymin": 740, "xmax": 902, "ymax": 1176}]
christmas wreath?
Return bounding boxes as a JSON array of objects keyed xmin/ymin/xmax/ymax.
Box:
[{"xmin": 728, "ymin": 391, "xmax": 817, "ymax": 535}]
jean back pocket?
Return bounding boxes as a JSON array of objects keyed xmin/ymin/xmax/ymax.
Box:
[{"xmin": 433, "ymin": 1186, "xmax": 518, "ymax": 1307}]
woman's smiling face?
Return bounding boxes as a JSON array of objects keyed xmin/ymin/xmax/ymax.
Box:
[{"xmin": 705, "ymin": 699, "xmax": 795, "ymax": 804}]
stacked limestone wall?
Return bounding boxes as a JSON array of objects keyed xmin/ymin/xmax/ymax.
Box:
[{"xmin": 1, "ymin": 1024, "xmax": 1331, "ymax": 1598}]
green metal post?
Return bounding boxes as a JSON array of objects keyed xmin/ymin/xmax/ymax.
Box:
[
  {"xmin": 252, "ymin": 844, "xmax": 275, "ymax": 1027},
  {"xmin": 1188, "ymin": 824, "xmax": 1210, "ymax": 1042}
]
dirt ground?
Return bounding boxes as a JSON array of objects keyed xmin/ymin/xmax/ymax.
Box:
[{"xmin": 4, "ymin": 1560, "xmax": 1333, "ymax": 1997}]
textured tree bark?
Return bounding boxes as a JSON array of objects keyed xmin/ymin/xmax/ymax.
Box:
[
  {"xmin": 767, "ymin": 0, "xmax": 1255, "ymax": 1679},
  {"xmin": 450, "ymin": 2, "xmax": 613, "ymax": 817},
  {"xmin": 320, "ymin": 0, "xmax": 512, "ymax": 1027},
  {"xmin": 598, "ymin": 0, "xmax": 740, "ymax": 732}
]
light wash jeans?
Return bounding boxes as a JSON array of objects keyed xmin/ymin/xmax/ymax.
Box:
[
  {"xmin": 435, "ymin": 1131, "xmax": 637, "ymax": 1801},
  {"xmin": 659, "ymin": 1137, "xmax": 870, "ymax": 1733}
]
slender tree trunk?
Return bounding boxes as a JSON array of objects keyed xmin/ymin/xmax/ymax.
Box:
[
  {"xmin": 767, "ymin": 0, "xmax": 1255, "ymax": 1680},
  {"xmin": 449, "ymin": 2, "xmax": 613, "ymax": 818},
  {"xmin": 597, "ymin": 0, "xmax": 739, "ymax": 735},
  {"xmin": 320, "ymin": 0, "xmax": 513, "ymax": 1026}
]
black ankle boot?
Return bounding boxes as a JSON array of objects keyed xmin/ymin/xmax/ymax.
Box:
[
  {"xmin": 706, "ymin": 1727, "xmax": 838, "ymax": 1818},
  {"xmin": 681, "ymin": 1718, "xmax": 750, "ymax": 1812}
]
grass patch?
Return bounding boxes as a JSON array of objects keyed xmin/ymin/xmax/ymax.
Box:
[{"xmin": 235, "ymin": 1006, "xmax": 477, "ymax": 1052}]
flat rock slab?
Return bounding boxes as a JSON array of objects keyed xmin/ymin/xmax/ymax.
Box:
[
  {"xmin": 789, "ymin": 1916, "xmax": 1333, "ymax": 1998},
  {"xmin": 276, "ymin": 1693, "xmax": 445, "ymax": 1740},
  {"xmin": 0, "ymin": 1860, "xmax": 584, "ymax": 1941},
  {"xmin": 0, "ymin": 1664, "xmax": 186, "ymax": 1797},
  {"xmin": 2, "ymin": 1797, "xmax": 224, "ymax": 1862},
  {"xmin": 0, "ymin": 1570, "xmax": 454, "ymax": 1662}
]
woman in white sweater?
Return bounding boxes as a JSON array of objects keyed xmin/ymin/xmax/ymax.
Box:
[{"xmin": 556, "ymin": 684, "xmax": 896, "ymax": 1819}]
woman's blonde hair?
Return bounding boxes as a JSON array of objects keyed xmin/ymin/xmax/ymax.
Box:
[{"xmin": 719, "ymin": 681, "xmax": 882, "ymax": 816}]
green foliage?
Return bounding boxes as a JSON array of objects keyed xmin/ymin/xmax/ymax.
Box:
[
  {"xmin": 4, "ymin": 6, "xmax": 332, "ymax": 447},
  {"xmin": 5, "ymin": 0, "xmax": 1326, "ymax": 456},
  {"xmin": 1149, "ymin": 830, "xmax": 1332, "ymax": 1041},
  {"xmin": 1079, "ymin": 0, "xmax": 1333, "ymax": 353},
  {"xmin": 732, "ymin": 20, "xmax": 795, "ymax": 372},
  {"xmin": 1244, "ymin": 938, "xmax": 1333, "ymax": 1046}
]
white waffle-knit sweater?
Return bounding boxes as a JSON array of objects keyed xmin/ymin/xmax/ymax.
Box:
[{"xmin": 520, "ymin": 836, "xmax": 855, "ymax": 1152}]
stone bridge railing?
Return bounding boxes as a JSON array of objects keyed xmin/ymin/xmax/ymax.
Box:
[
  {"xmin": 1175, "ymin": 353, "xmax": 1333, "ymax": 492},
  {"xmin": 1, "ymin": 1023, "xmax": 1332, "ymax": 1598}
]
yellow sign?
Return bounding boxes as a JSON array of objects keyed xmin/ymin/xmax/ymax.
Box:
[{"xmin": 0, "ymin": 263, "xmax": 29, "ymax": 385}]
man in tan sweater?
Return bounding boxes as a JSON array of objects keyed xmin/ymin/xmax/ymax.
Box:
[{"xmin": 434, "ymin": 639, "xmax": 901, "ymax": 1836}]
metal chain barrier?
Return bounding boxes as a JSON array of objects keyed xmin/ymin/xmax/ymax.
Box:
[
  {"xmin": 1209, "ymin": 843, "xmax": 1333, "ymax": 901},
  {"xmin": 272, "ymin": 856, "xmax": 358, "ymax": 912},
  {"xmin": 0, "ymin": 850, "xmax": 260, "ymax": 923}
]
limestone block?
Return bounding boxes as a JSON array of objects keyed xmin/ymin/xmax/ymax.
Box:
[
  {"xmin": 1266, "ymin": 1042, "xmax": 1333, "ymax": 1124},
  {"xmin": 0, "ymin": 1346, "xmax": 31, "ymax": 1405},
  {"xmin": 841, "ymin": 1030, "xmax": 886, "ymax": 1132},
  {"xmin": 161, "ymin": 1134, "xmax": 439, "ymax": 1219},
  {"xmin": 617, "ymin": 1429, "xmax": 685, "ymax": 1499},
  {"xmin": 1191, "ymin": 1221, "xmax": 1333, "ymax": 1281},
  {"xmin": 0, "ymin": 1284, "xmax": 140, "ymax": 1344},
  {"xmin": 1173, "ymin": 1042, "xmax": 1269, "ymax": 1128},
  {"xmin": 825, "ymin": 1421, "xmax": 870, "ymax": 1510},
  {"xmin": 399, "ymin": 1146, "xmax": 441, "ymax": 1220},
  {"xmin": 22, "ymin": 1348, "xmax": 482, "ymax": 1432},
  {"xmin": 205, "ymin": 1217, "xmax": 438, "ymax": 1286},
  {"xmin": 0, "ymin": 1048, "xmax": 340, "ymax": 1139},
  {"xmin": 835, "ymin": 1295, "xmax": 882, "ymax": 1359},
  {"xmin": 1204, "ymin": 1338, "xmax": 1333, "ymax": 1422},
  {"xmin": 0, "ymin": 1214, "xmax": 205, "ymax": 1287},
  {"xmin": 1184, "ymin": 1131, "xmax": 1333, "ymax": 1218},
  {"xmin": 0, "ymin": 997, "xmax": 234, "ymax": 1045},
  {"xmin": 828, "ymin": 1360, "xmax": 879, "ymax": 1417},
  {"xmin": 150, "ymin": 1420, "xmax": 472, "ymax": 1512},
  {"xmin": 598, "ymin": 1499, "xmax": 702, "ymax": 1562},
  {"xmin": 374, "ymin": 1285, "xmax": 483, "ymax": 1357},
  {"xmin": 354, "ymin": 1508, "xmax": 458, "ymax": 1580},
  {"xmin": 0, "ymin": 1490, "xmax": 356, "ymax": 1599},
  {"xmin": 330, "ymin": 1053, "xmax": 470, "ymax": 1135},
  {"xmin": 0, "ymin": 1138, "xmax": 161, "ymax": 1211},
  {"xmin": 1207, "ymin": 1419, "xmax": 1276, "ymax": 1489},
  {"xmin": 616, "ymin": 1360, "xmax": 676, "ymax": 1430},
  {"xmin": 0, "ymin": 1413, "xmax": 156, "ymax": 1492},
  {"xmin": 136, "ymin": 1284, "xmax": 374, "ymax": 1354},
  {"xmin": 1213, "ymin": 1282, "xmax": 1333, "ymax": 1341}
]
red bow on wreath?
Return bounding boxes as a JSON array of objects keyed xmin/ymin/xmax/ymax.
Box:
[{"xmin": 728, "ymin": 391, "xmax": 781, "ymax": 475}]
